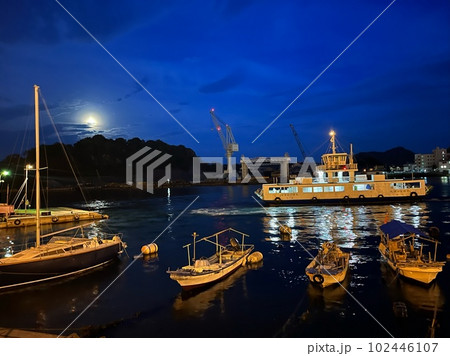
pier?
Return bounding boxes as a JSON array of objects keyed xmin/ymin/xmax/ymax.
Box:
[{"xmin": 0, "ymin": 207, "xmax": 107, "ymax": 229}]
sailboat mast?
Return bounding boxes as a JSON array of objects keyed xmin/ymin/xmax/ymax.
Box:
[{"xmin": 34, "ymin": 85, "xmax": 40, "ymax": 248}]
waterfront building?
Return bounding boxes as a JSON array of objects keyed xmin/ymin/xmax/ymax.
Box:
[{"xmin": 414, "ymin": 147, "xmax": 449, "ymax": 172}]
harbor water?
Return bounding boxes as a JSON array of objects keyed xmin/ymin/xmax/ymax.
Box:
[{"xmin": 0, "ymin": 177, "xmax": 449, "ymax": 338}]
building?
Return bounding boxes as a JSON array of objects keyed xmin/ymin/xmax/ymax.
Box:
[{"xmin": 415, "ymin": 147, "xmax": 449, "ymax": 172}]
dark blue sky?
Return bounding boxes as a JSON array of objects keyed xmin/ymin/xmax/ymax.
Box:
[{"xmin": 1, "ymin": 0, "xmax": 449, "ymax": 161}]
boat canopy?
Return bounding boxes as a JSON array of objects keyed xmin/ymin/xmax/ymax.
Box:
[{"xmin": 380, "ymin": 220, "xmax": 425, "ymax": 239}]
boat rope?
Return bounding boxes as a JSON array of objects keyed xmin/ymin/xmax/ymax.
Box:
[
  {"xmin": 57, "ymin": 195, "xmax": 199, "ymax": 338},
  {"xmin": 39, "ymin": 91, "xmax": 89, "ymax": 206}
]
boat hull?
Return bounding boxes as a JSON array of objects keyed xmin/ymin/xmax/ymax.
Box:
[
  {"xmin": 382, "ymin": 255, "xmax": 442, "ymax": 284},
  {"xmin": 378, "ymin": 243, "xmax": 442, "ymax": 284},
  {"xmin": 256, "ymin": 193, "xmax": 425, "ymax": 206},
  {"xmin": 169, "ymin": 249, "xmax": 252, "ymax": 290},
  {"xmin": 306, "ymin": 261, "xmax": 349, "ymax": 288},
  {"xmin": 0, "ymin": 242, "xmax": 123, "ymax": 290}
]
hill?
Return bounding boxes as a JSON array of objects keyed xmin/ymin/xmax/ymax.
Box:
[
  {"xmin": 0, "ymin": 135, "xmax": 196, "ymax": 188},
  {"xmin": 355, "ymin": 146, "xmax": 415, "ymax": 169}
]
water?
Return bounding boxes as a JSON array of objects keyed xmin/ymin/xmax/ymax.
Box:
[{"xmin": 0, "ymin": 177, "xmax": 449, "ymax": 337}]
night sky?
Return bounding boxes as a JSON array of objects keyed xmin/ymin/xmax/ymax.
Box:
[{"xmin": 1, "ymin": 0, "xmax": 449, "ymax": 161}]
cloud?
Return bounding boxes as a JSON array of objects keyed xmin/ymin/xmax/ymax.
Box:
[
  {"xmin": 115, "ymin": 78, "xmax": 149, "ymax": 102},
  {"xmin": 0, "ymin": 1, "xmax": 169, "ymax": 44},
  {"xmin": 273, "ymin": 57, "xmax": 450, "ymax": 122},
  {"xmin": 198, "ymin": 69, "xmax": 245, "ymax": 94}
]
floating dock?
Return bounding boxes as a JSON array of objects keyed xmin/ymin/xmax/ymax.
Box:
[{"xmin": 0, "ymin": 207, "xmax": 108, "ymax": 229}]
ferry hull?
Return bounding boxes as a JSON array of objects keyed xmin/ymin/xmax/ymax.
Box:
[
  {"xmin": 258, "ymin": 194, "xmax": 425, "ymax": 206},
  {"xmin": 0, "ymin": 242, "xmax": 122, "ymax": 290}
]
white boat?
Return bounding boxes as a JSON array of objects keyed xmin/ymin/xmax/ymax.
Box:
[
  {"xmin": 378, "ymin": 220, "xmax": 445, "ymax": 284},
  {"xmin": 255, "ymin": 130, "xmax": 427, "ymax": 205},
  {"xmin": 0, "ymin": 85, "xmax": 126, "ymax": 291},
  {"xmin": 167, "ymin": 228, "xmax": 254, "ymax": 290},
  {"xmin": 305, "ymin": 242, "xmax": 350, "ymax": 288}
]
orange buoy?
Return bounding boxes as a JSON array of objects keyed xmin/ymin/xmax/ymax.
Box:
[
  {"xmin": 279, "ymin": 225, "xmax": 291, "ymax": 235},
  {"xmin": 141, "ymin": 242, "xmax": 158, "ymax": 255},
  {"xmin": 247, "ymin": 251, "xmax": 263, "ymax": 264}
]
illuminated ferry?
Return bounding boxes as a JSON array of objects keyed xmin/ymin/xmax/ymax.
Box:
[{"xmin": 254, "ymin": 130, "xmax": 427, "ymax": 205}]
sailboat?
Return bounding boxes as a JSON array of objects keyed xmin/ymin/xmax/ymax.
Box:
[{"xmin": 0, "ymin": 85, "xmax": 126, "ymax": 291}]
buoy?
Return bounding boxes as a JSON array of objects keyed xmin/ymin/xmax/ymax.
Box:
[
  {"xmin": 279, "ymin": 225, "xmax": 291, "ymax": 235},
  {"xmin": 247, "ymin": 251, "xmax": 263, "ymax": 264},
  {"xmin": 141, "ymin": 242, "xmax": 158, "ymax": 255}
]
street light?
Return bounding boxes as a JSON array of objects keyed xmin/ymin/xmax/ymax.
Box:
[
  {"xmin": 0, "ymin": 170, "xmax": 11, "ymax": 204},
  {"xmin": 25, "ymin": 164, "xmax": 34, "ymax": 211}
]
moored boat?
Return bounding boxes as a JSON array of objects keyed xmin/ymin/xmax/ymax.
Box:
[
  {"xmin": 167, "ymin": 228, "xmax": 254, "ymax": 290},
  {"xmin": 378, "ymin": 220, "xmax": 445, "ymax": 284},
  {"xmin": 255, "ymin": 130, "xmax": 428, "ymax": 205},
  {"xmin": 305, "ymin": 242, "xmax": 350, "ymax": 288},
  {"xmin": 0, "ymin": 85, "xmax": 126, "ymax": 291}
]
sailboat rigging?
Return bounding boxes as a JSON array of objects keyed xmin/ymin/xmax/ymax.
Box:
[{"xmin": 0, "ymin": 85, "xmax": 126, "ymax": 291}]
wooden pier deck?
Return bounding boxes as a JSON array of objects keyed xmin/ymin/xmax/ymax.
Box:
[
  {"xmin": 0, "ymin": 207, "xmax": 108, "ymax": 229},
  {"xmin": 0, "ymin": 327, "xmax": 79, "ymax": 338}
]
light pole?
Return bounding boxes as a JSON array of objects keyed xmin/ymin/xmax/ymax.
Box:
[
  {"xmin": 0, "ymin": 170, "xmax": 10, "ymax": 204},
  {"xmin": 25, "ymin": 164, "xmax": 33, "ymax": 212}
]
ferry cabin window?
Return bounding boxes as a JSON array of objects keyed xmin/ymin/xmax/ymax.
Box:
[
  {"xmin": 334, "ymin": 186, "xmax": 344, "ymax": 192},
  {"xmin": 268, "ymin": 186, "xmax": 298, "ymax": 194},
  {"xmin": 313, "ymin": 187, "xmax": 323, "ymax": 193},
  {"xmin": 324, "ymin": 186, "xmax": 333, "ymax": 192},
  {"xmin": 391, "ymin": 182, "xmax": 421, "ymax": 190},
  {"xmin": 353, "ymin": 184, "xmax": 374, "ymax": 191},
  {"xmin": 303, "ymin": 187, "xmax": 313, "ymax": 193}
]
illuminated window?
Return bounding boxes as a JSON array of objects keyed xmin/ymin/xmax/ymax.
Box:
[
  {"xmin": 334, "ymin": 186, "xmax": 344, "ymax": 192},
  {"xmin": 303, "ymin": 187, "xmax": 312, "ymax": 193}
]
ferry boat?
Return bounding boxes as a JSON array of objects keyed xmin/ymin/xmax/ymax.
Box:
[{"xmin": 254, "ymin": 130, "xmax": 427, "ymax": 205}]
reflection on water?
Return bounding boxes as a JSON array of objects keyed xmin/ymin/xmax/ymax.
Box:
[
  {"xmin": 307, "ymin": 274, "xmax": 350, "ymax": 311},
  {"xmin": 381, "ymin": 263, "xmax": 445, "ymax": 312},
  {"xmin": 0, "ymin": 261, "xmax": 120, "ymax": 333},
  {"xmin": 380, "ymin": 262, "xmax": 445, "ymax": 338},
  {"xmin": 0, "ymin": 183, "xmax": 448, "ymax": 337},
  {"xmin": 172, "ymin": 266, "xmax": 251, "ymax": 319}
]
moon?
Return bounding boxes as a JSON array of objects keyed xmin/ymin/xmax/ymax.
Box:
[{"xmin": 85, "ymin": 115, "xmax": 98, "ymax": 127}]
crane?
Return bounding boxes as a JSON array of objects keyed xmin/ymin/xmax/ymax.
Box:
[
  {"xmin": 289, "ymin": 124, "xmax": 307, "ymax": 161},
  {"xmin": 210, "ymin": 108, "xmax": 239, "ymax": 176}
]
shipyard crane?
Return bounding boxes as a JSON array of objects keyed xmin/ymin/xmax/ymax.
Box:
[
  {"xmin": 210, "ymin": 108, "xmax": 239, "ymax": 175},
  {"xmin": 289, "ymin": 124, "xmax": 307, "ymax": 161}
]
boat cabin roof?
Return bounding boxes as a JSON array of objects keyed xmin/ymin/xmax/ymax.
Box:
[{"xmin": 380, "ymin": 220, "xmax": 425, "ymax": 239}]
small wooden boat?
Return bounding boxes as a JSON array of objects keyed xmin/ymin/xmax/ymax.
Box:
[
  {"xmin": 167, "ymin": 228, "xmax": 254, "ymax": 290},
  {"xmin": 305, "ymin": 242, "xmax": 350, "ymax": 288},
  {"xmin": 379, "ymin": 220, "xmax": 445, "ymax": 284}
]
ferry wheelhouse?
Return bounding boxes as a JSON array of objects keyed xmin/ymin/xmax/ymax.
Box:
[{"xmin": 255, "ymin": 131, "xmax": 427, "ymax": 205}]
